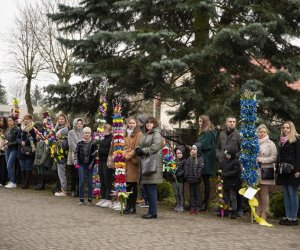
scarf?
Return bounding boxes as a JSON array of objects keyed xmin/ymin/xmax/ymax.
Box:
[
  {"xmin": 127, "ymin": 128, "xmax": 133, "ymax": 137},
  {"xmin": 258, "ymin": 135, "xmax": 269, "ymax": 145},
  {"xmin": 280, "ymin": 135, "xmax": 288, "ymax": 145},
  {"xmin": 21, "ymin": 122, "xmax": 34, "ymax": 132}
]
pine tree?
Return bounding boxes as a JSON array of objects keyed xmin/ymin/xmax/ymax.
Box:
[
  {"xmin": 0, "ymin": 81, "xmax": 7, "ymax": 105},
  {"xmin": 31, "ymin": 85, "xmax": 43, "ymax": 106},
  {"xmin": 48, "ymin": 0, "xmax": 300, "ymax": 127}
]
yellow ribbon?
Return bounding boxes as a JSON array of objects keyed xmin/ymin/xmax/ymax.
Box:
[{"xmin": 239, "ymin": 188, "xmax": 273, "ymax": 227}]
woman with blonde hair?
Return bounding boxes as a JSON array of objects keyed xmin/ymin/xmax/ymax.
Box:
[
  {"xmin": 277, "ymin": 121, "xmax": 300, "ymax": 226},
  {"xmin": 123, "ymin": 117, "xmax": 143, "ymax": 214},
  {"xmin": 197, "ymin": 115, "xmax": 217, "ymax": 211},
  {"xmin": 256, "ymin": 124, "xmax": 277, "ymax": 220}
]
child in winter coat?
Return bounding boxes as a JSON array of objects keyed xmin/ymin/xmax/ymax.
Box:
[
  {"xmin": 75, "ymin": 127, "xmax": 97, "ymax": 205},
  {"xmin": 173, "ymin": 145, "xmax": 187, "ymax": 212},
  {"xmin": 184, "ymin": 144, "xmax": 204, "ymax": 214},
  {"xmin": 220, "ymin": 145, "xmax": 241, "ymax": 219}
]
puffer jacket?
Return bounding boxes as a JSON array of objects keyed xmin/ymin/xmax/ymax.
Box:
[
  {"xmin": 220, "ymin": 145, "xmax": 241, "ymax": 190},
  {"xmin": 184, "ymin": 156, "xmax": 204, "ymax": 183}
]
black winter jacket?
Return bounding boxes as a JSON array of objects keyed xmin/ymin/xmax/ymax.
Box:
[
  {"xmin": 175, "ymin": 158, "xmax": 186, "ymax": 183},
  {"xmin": 277, "ymin": 137, "xmax": 300, "ymax": 186},
  {"xmin": 17, "ymin": 128, "xmax": 37, "ymax": 160},
  {"xmin": 184, "ymin": 156, "xmax": 204, "ymax": 183},
  {"xmin": 75, "ymin": 140, "xmax": 97, "ymax": 167},
  {"xmin": 98, "ymin": 134, "xmax": 113, "ymax": 162},
  {"xmin": 221, "ymin": 158, "xmax": 241, "ymax": 189}
]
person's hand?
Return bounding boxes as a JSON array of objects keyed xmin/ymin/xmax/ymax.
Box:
[
  {"xmin": 135, "ymin": 148, "xmax": 143, "ymax": 157},
  {"xmin": 257, "ymin": 157, "xmax": 263, "ymax": 163},
  {"xmin": 75, "ymin": 164, "xmax": 80, "ymax": 169},
  {"xmin": 295, "ymin": 172, "xmax": 300, "ymax": 178},
  {"xmin": 21, "ymin": 141, "xmax": 25, "ymax": 146}
]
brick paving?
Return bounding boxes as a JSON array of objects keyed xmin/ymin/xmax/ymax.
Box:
[{"xmin": 0, "ymin": 187, "xmax": 299, "ymax": 250}]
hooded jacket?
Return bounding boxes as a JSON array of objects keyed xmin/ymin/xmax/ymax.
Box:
[
  {"xmin": 67, "ymin": 118, "xmax": 84, "ymax": 165},
  {"xmin": 220, "ymin": 145, "xmax": 241, "ymax": 189}
]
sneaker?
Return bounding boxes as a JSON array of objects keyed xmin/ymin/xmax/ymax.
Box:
[
  {"xmin": 95, "ymin": 199, "xmax": 106, "ymax": 207},
  {"xmin": 87, "ymin": 201, "xmax": 93, "ymax": 206},
  {"xmin": 100, "ymin": 200, "xmax": 112, "ymax": 208},
  {"xmin": 0, "ymin": 184, "xmax": 3, "ymax": 187},
  {"xmin": 140, "ymin": 203, "xmax": 149, "ymax": 208},
  {"xmin": 284, "ymin": 218, "xmax": 299, "ymax": 226},
  {"xmin": 55, "ymin": 191, "xmax": 67, "ymax": 197},
  {"xmin": 178, "ymin": 207, "xmax": 184, "ymax": 213},
  {"xmin": 109, "ymin": 201, "xmax": 118, "ymax": 209},
  {"xmin": 113, "ymin": 203, "xmax": 122, "ymax": 211},
  {"xmin": 279, "ymin": 217, "xmax": 289, "ymax": 225},
  {"xmin": 78, "ymin": 201, "xmax": 85, "ymax": 205},
  {"xmin": 5, "ymin": 182, "xmax": 17, "ymax": 188}
]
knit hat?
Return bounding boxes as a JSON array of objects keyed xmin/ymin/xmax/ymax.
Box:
[
  {"xmin": 137, "ymin": 114, "xmax": 147, "ymax": 125},
  {"xmin": 83, "ymin": 127, "xmax": 92, "ymax": 133},
  {"xmin": 175, "ymin": 145, "xmax": 185, "ymax": 154}
]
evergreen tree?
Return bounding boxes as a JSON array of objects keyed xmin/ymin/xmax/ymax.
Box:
[
  {"xmin": 0, "ymin": 81, "xmax": 7, "ymax": 105},
  {"xmin": 48, "ymin": 0, "xmax": 300, "ymax": 127},
  {"xmin": 31, "ymin": 85, "xmax": 43, "ymax": 106}
]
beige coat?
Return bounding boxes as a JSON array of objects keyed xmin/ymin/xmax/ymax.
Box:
[
  {"xmin": 258, "ymin": 138, "xmax": 277, "ymax": 185},
  {"xmin": 124, "ymin": 131, "xmax": 143, "ymax": 182}
]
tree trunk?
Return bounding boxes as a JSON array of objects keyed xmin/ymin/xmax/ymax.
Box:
[
  {"xmin": 25, "ymin": 77, "xmax": 34, "ymax": 115},
  {"xmin": 193, "ymin": 3, "xmax": 210, "ymax": 124}
]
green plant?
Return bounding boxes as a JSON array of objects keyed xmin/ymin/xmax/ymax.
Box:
[
  {"xmin": 269, "ymin": 191, "xmax": 300, "ymax": 218},
  {"xmin": 157, "ymin": 180, "xmax": 173, "ymax": 201}
]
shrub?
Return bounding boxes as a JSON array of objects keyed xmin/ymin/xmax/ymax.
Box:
[
  {"xmin": 269, "ymin": 191, "xmax": 300, "ymax": 218},
  {"xmin": 157, "ymin": 180, "xmax": 173, "ymax": 201}
]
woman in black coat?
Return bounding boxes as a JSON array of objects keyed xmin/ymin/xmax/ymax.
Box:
[{"xmin": 277, "ymin": 121, "xmax": 300, "ymax": 226}]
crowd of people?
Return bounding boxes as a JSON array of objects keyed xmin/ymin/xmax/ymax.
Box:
[{"xmin": 0, "ymin": 109, "xmax": 299, "ymax": 225}]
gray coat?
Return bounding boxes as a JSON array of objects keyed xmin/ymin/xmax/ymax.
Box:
[
  {"xmin": 139, "ymin": 127, "xmax": 163, "ymax": 185},
  {"xmin": 67, "ymin": 118, "xmax": 83, "ymax": 165},
  {"xmin": 216, "ymin": 128, "xmax": 240, "ymax": 163}
]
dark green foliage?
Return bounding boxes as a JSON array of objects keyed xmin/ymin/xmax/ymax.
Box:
[
  {"xmin": 0, "ymin": 82, "xmax": 7, "ymax": 105},
  {"xmin": 31, "ymin": 85, "xmax": 43, "ymax": 106},
  {"xmin": 157, "ymin": 180, "xmax": 173, "ymax": 201},
  {"xmin": 47, "ymin": 0, "xmax": 300, "ymax": 127},
  {"xmin": 269, "ymin": 191, "xmax": 300, "ymax": 218}
]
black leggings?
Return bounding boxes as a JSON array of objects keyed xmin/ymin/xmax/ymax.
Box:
[
  {"xmin": 126, "ymin": 182, "xmax": 138, "ymax": 209},
  {"xmin": 0, "ymin": 154, "xmax": 7, "ymax": 185},
  {"xmin": 98, "ymin": 162, "xmax": 114, "ymax": 200},
  {"xmin": 202, "ymin": 174, "xmax": 211, "ymax": 204}
]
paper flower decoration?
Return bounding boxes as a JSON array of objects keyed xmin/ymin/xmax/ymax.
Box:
[
  {"xmin": 240, "ymin": 90, "xmax": 259, "ymax": 187},
  {"xmin": 162, "ymin": 143, "xmax": 177, "ymax": 175}
]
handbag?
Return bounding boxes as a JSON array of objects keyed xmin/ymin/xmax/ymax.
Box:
[
  {"xmin": 261, "ymin": 167, "xmax": 275, "ymax": 180},
  {"xmin": 278, "ymin": 162, "xmax": 294, "ymax": 175},
  {"xmin": 141, "ymin": 154, "xmax": 157, "ymax": 176}
]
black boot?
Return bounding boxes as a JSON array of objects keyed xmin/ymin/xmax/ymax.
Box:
[
  {"xmin": 21, "ymin": 171, "xmax": 27, "ymax": 189},
  {"xmin": 230, "ymin": 210, "xmax": 237, "ymax": 219},
  {"xmin": 199, "ymin": 202, "xmax": 208, "ymax": 211},
  {"xmin": 36, "ymin": 175, "xmax": 45, "ymax": 190},
  {"xmin": 34, "ymin": 173, "xmax": 41, "ymax": 190},
  {"xmin": 40, "ymin": 175, "xmax": 46, "ymax": 190},
  {"xmin": 22, "ymin": 170, "xmax": 32, "ymax": 189}
]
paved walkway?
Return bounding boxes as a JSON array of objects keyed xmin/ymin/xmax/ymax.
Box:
[{"xmin": 0, "ymin": 188, "xmax": 299, "ymax": 250}]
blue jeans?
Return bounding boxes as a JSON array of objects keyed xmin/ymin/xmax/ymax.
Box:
[
  {"xmin": 282, "ymin": 185, "xmax": 299, "ymax": 219},
  {"xmin": 5, "ymin": 149, "xmax": 17, "ymax": 184},
  {"xmin": 19, "ymin": 158, "xmax": 34, "ymax": 171},
  {"xmin": 78, "ymin": 165, "xmax": 93, "ymax": 200},
  {"xmin": 143, "ymin": 184, "xmax": 157, "ymax": 215},
  {"xmin": 141, "ymin": 185, "xmax": 149, "ymax": 204}
]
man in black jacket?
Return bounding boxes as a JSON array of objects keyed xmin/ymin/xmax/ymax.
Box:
[{"xmin": 216, "ymin": 116, "xmax": 243, "ymax": 216}]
